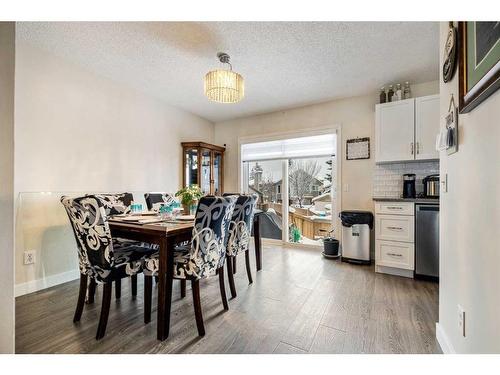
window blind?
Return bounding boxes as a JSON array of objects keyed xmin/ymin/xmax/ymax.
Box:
[{"xmin": 241, "ymin": 134, "xmax": 336, "ymax": 162}]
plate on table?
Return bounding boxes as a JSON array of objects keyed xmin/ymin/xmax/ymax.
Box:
[
  {"xmin": 130, "ymin": 211, "xmax": 157, "ymax": 216},
  {"xmin": 119, "ymin": 215, "xmax": 159, "ymax": 222},
  {"xmin": 176, "ymin": 215, "xmax": 195, "ymax": 221}
]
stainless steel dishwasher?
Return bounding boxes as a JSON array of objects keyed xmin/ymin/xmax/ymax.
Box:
[{"xmin": 415, "ymin": 204, "xmax": 439, "ymax": 280}]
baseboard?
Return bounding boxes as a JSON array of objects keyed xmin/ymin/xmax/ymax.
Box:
[
  {"xmin": 375, "ymin": 265, "xmax": 414, "ymax": 278},
  {"xmin": 15, "ymin": 269, "xmax": 80, "ymax": 297},
  {"xmin": 436, "ymin": 322, "xmax": 456, "ymax": 354}
]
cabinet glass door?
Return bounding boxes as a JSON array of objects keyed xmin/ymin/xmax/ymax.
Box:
[
  {"xmin": 200, "ymin": 150, "xmax": 211, "ymax": 194},
  {"xmin": 213, "ymin": 152, "xmax": 222, "ymax": 195},
  {"xmin": 185, "ymin": 148, "xmax": 198, "ymax": 187}
]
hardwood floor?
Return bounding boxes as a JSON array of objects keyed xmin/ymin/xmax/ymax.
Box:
[{"xmin": 15, "ymin": 244, "xmax": 441, "ymax": 354}]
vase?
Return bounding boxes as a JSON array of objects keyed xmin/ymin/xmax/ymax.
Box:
[{"xmin": 183, "ymin": 201, "xmax": 198, "ymax": 215}]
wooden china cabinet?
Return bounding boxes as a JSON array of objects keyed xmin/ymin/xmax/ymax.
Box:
[{"xmin": 181, "ymin": 142, "xmax": 225, "ymax": 196}]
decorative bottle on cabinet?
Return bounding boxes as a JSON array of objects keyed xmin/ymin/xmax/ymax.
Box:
[
  {"xmin": 403, "ymin": 82, "xmax": 411, "ymax": 99},
  {"xmin": 395, "ymin": 83, "xmax": 402, "ymax": 101},
  {"xmin": 387, "ymin": 85, "xmax": 394, "ymax": 102},
  {"xmin": 379, "ymin": 87, "xmax": 387, "ymax": 103}
]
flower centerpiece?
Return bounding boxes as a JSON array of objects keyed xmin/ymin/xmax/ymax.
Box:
[{"xmin": 175, "ymin": 185, "xmax": 203, "ymax": 215}]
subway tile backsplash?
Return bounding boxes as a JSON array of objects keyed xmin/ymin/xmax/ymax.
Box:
[{"xmin": 373, "ymin": 161, "xmax": 440, "ymax": 198}]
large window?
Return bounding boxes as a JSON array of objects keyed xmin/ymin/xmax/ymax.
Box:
[{"xmin": 241, "ymin": 132, "xmax": 337, "ymax": 248}]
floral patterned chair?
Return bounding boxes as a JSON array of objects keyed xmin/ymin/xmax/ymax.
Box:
[
  {"xmin": 144, "ymin": 192, "xmax": 175, "ymax": 212},
  {"xmin": 61, "ymin": 194, "xmax": 157, "ymax": 340},
  {"xmin": 88, "ymin": 193, "xmax": 141, "ymax": 301},
  {"xmin": 142, "ymin": 195, "xmax": 236, "ymax": 336},
  {"xmin": 224, "ymin": 194, "xmax": 258, "ymax": 298}
]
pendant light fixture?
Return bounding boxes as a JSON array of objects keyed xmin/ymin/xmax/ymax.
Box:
[{"xmin": 204, "ymin": 52, "xmax": 244, "ymax": 103}]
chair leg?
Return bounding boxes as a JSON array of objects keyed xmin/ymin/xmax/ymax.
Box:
[
  {"xmin": 131, "ymin": 275, "xmax": 137, "ymax": 297},
  {"xmin": 144, "ymin": 275, "xmax": 153, "ymax": 324},
  {"xmin": 180, "ymin": 279, "xmax": 186, "ymax": 299},
  {"xmin": 191, "ymin": 279, "xmax": 205, "ymax": 336},
  {"xmin": 218, "ymin": 266, "xmax": 229, "ymax": 310},
  {"xmin": 115, "ymin": 278, "xmax": 121, "ymax": 299},
  {"xmin": 245, "ymin": 250, "xmax": 253, "ymax": 284},
  {"xmin": 86, "ymin": 278, "xmax": 96, "ymax": 304},
  {"xmin": 226, "ymin": 256, "xmax": 237, "ymax": 299},
  {"xmin": 73, "ymin": 274, "xmax": 88, "ymax": 322},
  {"xmin": 96, "ymin": 283, "xmax": 112, "ymax": 340},
  {"xmin": 233, "ymin": 256, "xmax": 237, "ymax": 274}
]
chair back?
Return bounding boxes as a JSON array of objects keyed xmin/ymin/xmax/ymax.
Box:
[
  {"xmin": 61, "ymin": 195, "xmax": 116, "ymax": 281},
  {"xmin": 185, "ymin": 196, "xmax": 236, "ymax": 278},
  {"xmin": 144, "ymin": 192, "xmax": 174, "ymax": 211},
  {"xmin": 227, "ymin": 194, "xmax": 258, "ymax": 256},
  {"xmin": 93, "ymin": 192, "xmax": 134, "ymax": 215}
]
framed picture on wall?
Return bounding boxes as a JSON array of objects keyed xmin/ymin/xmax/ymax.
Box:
[{"xmin": 458, "ymin": 21, "xmax": 500, "ymax": 113}]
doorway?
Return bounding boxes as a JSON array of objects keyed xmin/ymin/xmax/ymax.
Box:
[{"xmin": 240, "ymin": 129, "xmax": 340, "ymax": 248}]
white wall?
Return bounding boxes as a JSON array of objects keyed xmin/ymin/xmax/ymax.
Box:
[
  {"xmin": 0, "ymin": 22, "xmax": 15, "ymax": 353},
  {"xmin": 214, "ymin": 81, "xmax": 439, "ymax": 212},
  {"xmin": 14, "ymin": 42, "xmax": 214, "ymax": 292},
  {"xmin": 437, "ymin": 22, "xmax": 500, "ymax": 353}
]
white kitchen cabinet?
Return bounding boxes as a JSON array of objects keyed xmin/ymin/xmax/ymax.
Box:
[
  {"xmin": 375, "ymin": 201, "xmax": 414, "ymax": 216},
  {"xmin": 375, "ymin": 200, "xmax": 416, "ymax": 278},
  {"xmin": 375, "ymin": 98, "xmax": 415, "ymax": 162},
  {"xmin": 375, "ymin": 95, "xmax": 440, "ymax": 163},
  {"xmin": 375, "ymin": 214, "xmax": 415, "ymax": 242},
  {"xmin": 376, "ymin": 240, "xmax": 415, "ymax": 270},
  {"xmin": 415, "ymin": 95, "xmax": 440, "ymax": 160}
]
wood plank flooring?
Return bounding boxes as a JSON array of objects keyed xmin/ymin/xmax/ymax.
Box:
[{"xmin": 15, "ymin": 244, "xmax": 441, "ymax": 354}]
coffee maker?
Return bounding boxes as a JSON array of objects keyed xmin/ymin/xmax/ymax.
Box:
[{"xmin": 402, "ymin": 174, "xmax": 416, "ymax": 198}]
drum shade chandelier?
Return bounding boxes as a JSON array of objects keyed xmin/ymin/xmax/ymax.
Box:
[{"xmin": 204, "ymin": 52, "xmax": 244, "ymax": 103}]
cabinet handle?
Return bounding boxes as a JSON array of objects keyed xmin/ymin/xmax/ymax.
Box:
[
  {"xmin": 387, "ymin": 206, "xmax": 403, "ymax": 210},
  {"xmin": 387, "ymin": 226, "xmax": 403, "ymax": 231},
  {"xmin": 416, "ymin": 142, "xmax": 420, "ymax": 154},
  {"xmin": 387, "ymin": 253, "xmax": 403, "ymax": 257},
  {"xmin": 410, "ymin": 142, "xmax": 414, "ymax": 155}
]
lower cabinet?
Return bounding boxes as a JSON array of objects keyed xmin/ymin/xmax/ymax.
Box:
[
  {"xmin": 376, "ymin": 240, "xmax": 414, "ymax": 270},
  {"xmin": 375, "ymin": 201, "xmax": 415, "ymax": 278}
]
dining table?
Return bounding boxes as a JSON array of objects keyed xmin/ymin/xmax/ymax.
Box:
[{"xmin": 108, "ymin": 213, "xmax": 263, "ymax": 341}]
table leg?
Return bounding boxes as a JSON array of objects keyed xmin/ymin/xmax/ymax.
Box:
[
  {"xmin": 254, "ymin": 218, "xmax": 262, "ymax": 271},
  {"xmin": 157, "ymin": 236, "xmax": 175, "ymax": 340}
]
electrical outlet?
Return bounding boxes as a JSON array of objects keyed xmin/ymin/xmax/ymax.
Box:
[
  {"xmin": 458, "ymin": 304, "xmax": 465, "ymax": 337},
  {"xmin": 23, "ymin": 250, "xmax": 35, "ymax": 265}
]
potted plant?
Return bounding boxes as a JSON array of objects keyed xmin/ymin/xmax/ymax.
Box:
[{"xmin": 175, "ymin": 185, "xmax": 203, "ymax": 215}]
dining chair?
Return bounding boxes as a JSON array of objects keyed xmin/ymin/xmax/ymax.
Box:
[
  {"xmin": 142, "ymin": 195, "xmax": 236, "ymax": 336},
  {"xmin": 224, "ymin": 194, "xmax": 258, "ymax": 299},
  {"xmin": 61, "ymin": 195, "xmax": 157, "ymax": 340},
  {"xmin": 144, "ymin": 192, "xmax": 175, "ymax": 211},
  {"xmin": 91, "ymin": 193, "xmax": 141, "ymax": 300}
]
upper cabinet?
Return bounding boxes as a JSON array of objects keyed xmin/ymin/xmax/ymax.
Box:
[
  {"xmin": 415, "ymin": 95, "xmax": 440, "ymax": 160},
  {"xmin": 375, "ymin": 95, "xmax": 440, "ymax": 163},
  {"xmin": 375, "ymin": 98, "xmax": 415, "ymax": 162}
]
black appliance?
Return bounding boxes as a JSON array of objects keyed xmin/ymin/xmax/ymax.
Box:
[{"xmin": 402, "ymin": 173, "xmax": 416, "ymax": 198}]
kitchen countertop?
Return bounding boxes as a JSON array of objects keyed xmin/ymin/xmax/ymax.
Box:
[{"xmin": 373, "ymin": 197, "xmax": 440, "ymax": 204}]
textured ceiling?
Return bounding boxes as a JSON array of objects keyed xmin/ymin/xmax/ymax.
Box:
[{"xmin": 17, "ymin": 22, "xmax": 439, "ymax": 122}]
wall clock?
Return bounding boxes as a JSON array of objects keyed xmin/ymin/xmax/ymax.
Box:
[{"xmin": 443, "ymin": 22, "xmax": 457, "ymax": 83}]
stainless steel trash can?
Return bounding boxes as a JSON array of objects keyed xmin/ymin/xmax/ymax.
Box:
[{"xmin": 339, "ymin": 211, "xmax": 373, "ymax": 264}]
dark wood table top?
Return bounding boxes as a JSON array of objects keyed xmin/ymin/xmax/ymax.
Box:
[{"xmin": 108, "ymin": 217, "xmax": 194, "ymax": 236}]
